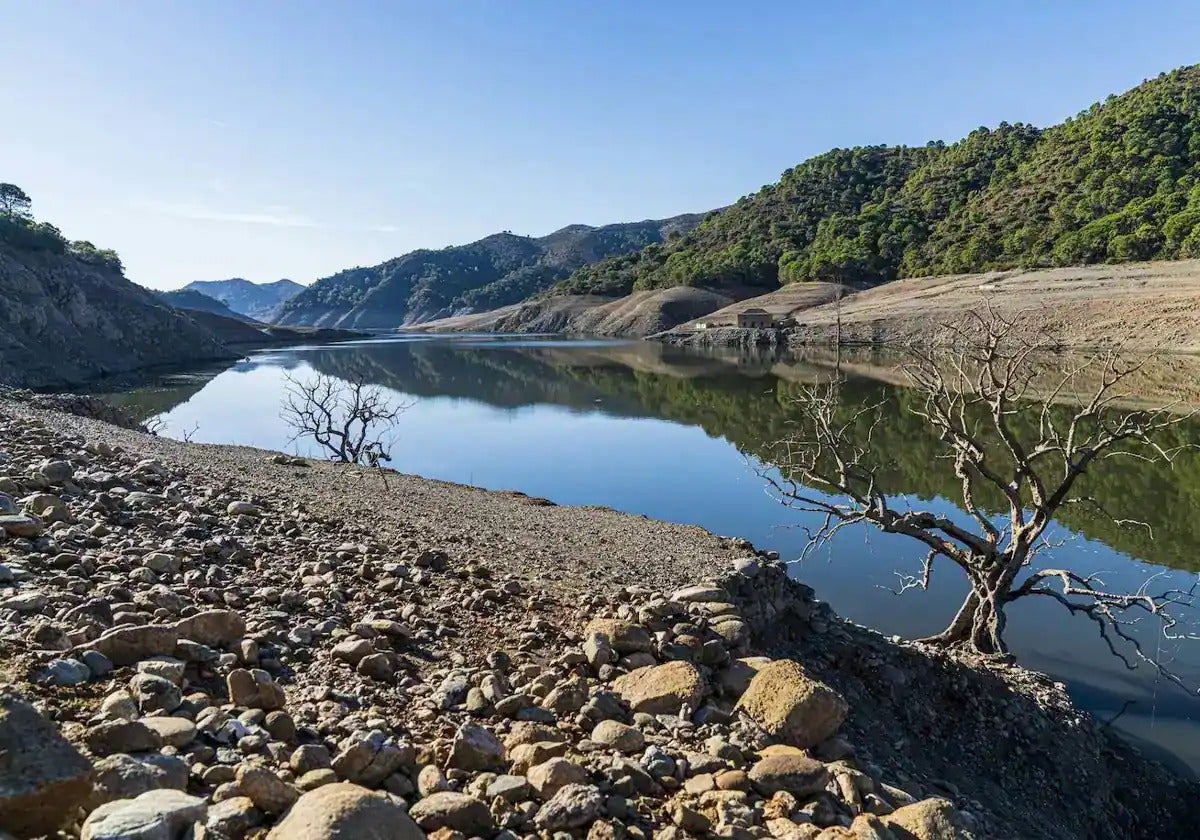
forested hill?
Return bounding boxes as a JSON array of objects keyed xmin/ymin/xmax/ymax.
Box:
[
  {"xmin": 272, "ymin": 214, "xmax": 704, "ymax": 329},
  {"xmin": 552, "ymin": 65, "xmax": 1200, "ymax": 298}
]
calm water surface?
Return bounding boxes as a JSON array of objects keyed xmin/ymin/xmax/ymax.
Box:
[{"xmin": 90, "ymin": 335, "xmax": 1200, "ymax": 774}]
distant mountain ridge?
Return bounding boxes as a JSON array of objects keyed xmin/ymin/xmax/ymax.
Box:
[
  {"xmin": 155, "ymin": 288, "xmax": 260, "ymax": 323},
  {"xmin": 183, "ymin": 277, "xmax": 304, "ymax": 321},
  {"xmin": 272, "ymin": 214, "xmax": 705, "ymax": 329}
]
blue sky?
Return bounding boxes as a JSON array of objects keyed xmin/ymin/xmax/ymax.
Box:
[{"xmin": 5, "ymin": 2, "xmax": 1200, "ymax": 289}]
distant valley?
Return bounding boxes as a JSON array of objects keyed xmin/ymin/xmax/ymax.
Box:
[{"xmin": 183, "ymin": 277, "xmax": 304, "ymax": 321}]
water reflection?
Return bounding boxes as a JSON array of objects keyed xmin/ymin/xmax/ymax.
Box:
[{"xmin": 87, "ymin": 336, "xmax": 1200, "ymax": 774}]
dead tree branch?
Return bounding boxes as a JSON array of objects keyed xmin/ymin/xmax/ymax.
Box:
[
  {"xmin": 280, "ymin": 373, "xmax": 410, "ymax": 472},
  {"xmin": 763, "ymin": 307, "xmax": 1199, "ymax": 680}
]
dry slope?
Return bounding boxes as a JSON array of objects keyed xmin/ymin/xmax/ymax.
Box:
[
  {"xmin": 413, "ymin": 288, "xmax": 735, "ymax": 338},
  {"xmin": 784, "ymin": 260, "xmax": 1200, "ymax": 351}
]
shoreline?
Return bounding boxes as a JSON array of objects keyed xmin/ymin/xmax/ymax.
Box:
[{"xmin": 2, "ymin": 398, "xmax": 1198, "ymax": 838}]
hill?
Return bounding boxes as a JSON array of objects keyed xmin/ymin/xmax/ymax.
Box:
[
  {"xmin": 550, "ymin": 65, "xmax": 1200, "ymax": 299},
  {"xmin": 656, "ymin": 260, "xmax": 1200, "ymax": 353},
  {"xmin": 183, "ymin": 277, "xmax": 304, "ymax": 321},
  {"xmin": 0, "ymin": 205, "xmax": 235, "ymax": 388},
  {"xmin": 272, "ymin": 214, "xmax": 705, "ymax": 329},
  {"xmin": 412, "ymin": 286, "xmax": 736, "ymax": 337},
  {"xmin": 154, "ymin": 288, "xmax": 260, "ymax": 323}
]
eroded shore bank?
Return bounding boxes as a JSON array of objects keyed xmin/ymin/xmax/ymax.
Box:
[{"xmin": 0, "ymin": 398, "xmax": 1196, "ymax": 839}]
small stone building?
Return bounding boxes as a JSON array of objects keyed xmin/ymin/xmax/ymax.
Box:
[{"xmin": 736, "ymin": 308, "xmax": 774, "ymax": 329}]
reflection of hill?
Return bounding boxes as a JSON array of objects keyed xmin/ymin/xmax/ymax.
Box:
[
  {"xmin": 98, "ymin": 337, "xmax": 1200, "ymax": 573},
  {"xmin": 83, "ymin": 364, "xmax": 234, "ymax": 421},
  {"xmin": 557, "ymin": 365, "xmax": 1200, "ymax": 574},
  {"xmin": 300, "ymin": 341, "xmax": 653, "ymax": 416},
  {"xmin": 299, "ymin": 339, "xmax": 1200, "ymax": 573}
]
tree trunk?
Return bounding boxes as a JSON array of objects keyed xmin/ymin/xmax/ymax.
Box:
[{"xmin": 918, "ymin": 576, "xmax": 1010, "ymax": 655}]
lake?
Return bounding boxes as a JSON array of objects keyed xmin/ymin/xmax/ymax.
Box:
[{"xmin": 87, "ymin": 334, "xmax": 1200, "ymax": 775}]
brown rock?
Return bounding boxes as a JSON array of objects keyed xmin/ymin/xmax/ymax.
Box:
[
  {"xmin": 84, "ymin": 624, "xmax": 179, "ymax": 667},
  {"xmin": 174, "ymin": 610, "xmax": 246, "ymax": 648},
  {"xmin": 882, "ymin": 798, "xmax": 967, "ymax": 840},
  {"xmin": 584, "ymin": 619, "xmax": 653, "ymax": 654},
  {"xmin": 83, "ymin": 719, "xmax": 164, "ymax": 756},
  {"xmin": 748, "ymin": 754, "xmax": 830, "ymax": 797},
  {"xmin": 446, "ymin": 722, "xmax": 505, "ymax": 771},
  {"xmin": 509, "ymin": 741, "xmax": 570, "ymax": 773},
  {"xmin": 527, "ymin": 757, "xmax": 589, "ymax": 799},
  {"xmin": 718, "ymin": 656, "xmax": 773, "ymax": 698},
  {"xmin": 848, "ymin": 813, "xmax": 896, "ymax": 840},
  {"xmin": 205, "ymin": 796, "xmax": 263, "ymax": 839},
  {"xmin": 736, "ymin": 660, "xmax": 847, "ymax": 748},
  {"xmin": 612, "ymin": 661, "xmax": 706, "ymax": 715},
  {"xmin": 590, "ymin": 720, "xmax": 644, "ymax": 753},
  {"xmin": 0, "ymin": 690, "xmax": 93, "ymax": 838},
  {"xmin": 408, "ymin": 791, "xmax": 494, "ymax": 835},
  {"xmin": 504, "ymin": 721, "xmax": 566, "ymax": 749},
  {"xmin": 267, "ymin": 782, "xmax": 424, "ymax": 839},
  {"xmin": 227, "ymin": 668, "xmax": 286, "ymax": 710},
  {"xmin": 237, "ymin": 765, "xmax": 299, "ymax": 815}
]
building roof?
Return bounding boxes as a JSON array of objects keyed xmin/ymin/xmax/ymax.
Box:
[{"xmin": 740, "ymin": 307, "xmax": 769, "ymax": 314}]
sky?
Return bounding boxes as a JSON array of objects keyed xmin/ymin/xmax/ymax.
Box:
[{"xmin": 4, "ymin": 2, "xmax": 1200, "ymax": 290}]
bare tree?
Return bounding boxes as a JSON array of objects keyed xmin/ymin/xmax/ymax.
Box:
[
  {"xmin": 280, "ymin": 373, "xmax": 408, "ymax": 472},
  {"xmin": 765, "ymin": 308, "xmax": 1198, "ymax": 680}
]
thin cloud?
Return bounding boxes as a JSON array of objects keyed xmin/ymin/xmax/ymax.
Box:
[
  {"xmin": 136, "ymin": 199, "xmax": 400, "ymax": 233},
  {"xmin": 139, "ymin": 200, "xmax": 319, "ymax": 228}
]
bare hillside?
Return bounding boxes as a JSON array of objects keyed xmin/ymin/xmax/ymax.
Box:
[
  {"xmin": 785, "ymin": 260, "xmax": 1200, "ymax": 351},
  {"xmin": 411, "ymin": 287, "xmax": 734, "ymax": 337}
]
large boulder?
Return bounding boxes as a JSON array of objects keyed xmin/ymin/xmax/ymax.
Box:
[
  {"xmin": 883, "ymin": 798, "xmax": 968, "ymax": 840},
  {"xmin": 0, "ymin": 690, "xmax": 93, "ymax": 838},
  {"xmin": 0, "ymin": 513, "xmax": 43, "ymax": 538},
  {"xmin": 735, "ymin": 659, "xmax": 847, "ymax": 748},
  {"xmin": 267, "ymin": 783, "xmax": 423, "ymax": 839},
  {"xmin": 408, "ymin": 791, "xmax": 493, "ymax": 835},
  {"xmin": 86, "ymin": 753, "xmax": 188, "ymax": 810},
  {"xmin": 174, "ymin": 610, "xmax": 246, "ymax": 648},
  {"xmin": 535, "ymin": 783, "xmax": 604, "ymax": 830},
  {"xmin": 446, "ymin": 722, "xmax": 505, "ymax": 771},
  {"xmin": 747, "ymin": 753, "xmax": 830, "ymax": 797},
  {"xmin": 83, "ymin": 625, "xmax": 179, "ymax": 667},
  {"xmin": 226, "ymin": 668, "xmax": 286, "ymax": 710},
  {"xmin": 237, "ymin": 765, "xmax": 299, "ymax": 815},
  {"xmin": 81, "ymin": 789, "xmax": 206, "ymax": 840},
  {"xmin": 612, "ymin": 661, "xmax": 706, "ymax": 715},
  {"xmin": 584, "ymin": 619, "xmax": 653, "ymax": 654}
]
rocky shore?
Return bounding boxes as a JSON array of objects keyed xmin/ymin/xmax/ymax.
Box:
[{"xmin": 1, "ymin": 398, "xmax": 1196, "ymax": 839}]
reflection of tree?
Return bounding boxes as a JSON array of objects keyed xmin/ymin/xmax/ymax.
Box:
[
  {"xmin": 99, "ymin": 339, "xmax": 1200, "ymax": 574},
  {"xmin": 561, "ymin": 366, "xmax": 1200, "ymax": 575},
  {"xmin": 307, "ymin": 342, "xmax": 1200, "ymax": 573},
  {"xmin": 301, "ymin": 342, "xmax": 654, "ymax": 415}
]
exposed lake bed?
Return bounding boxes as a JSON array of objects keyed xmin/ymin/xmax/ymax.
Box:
[{"xmin": 82, "ymin": 334, "xmax": 1200, "ymax": 776}]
